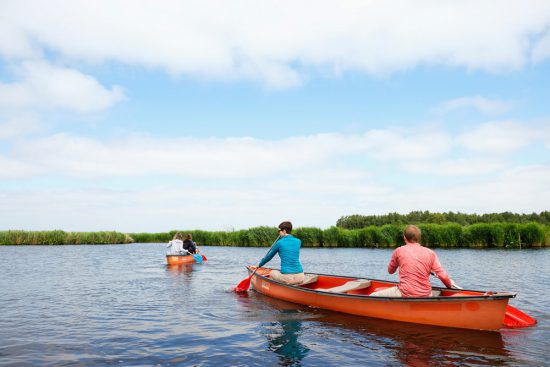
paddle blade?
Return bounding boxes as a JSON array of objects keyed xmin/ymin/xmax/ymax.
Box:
[
  {"xmin": 233, "ymin": 276, "xmax": 252, "ymax": 293},
  {"xmin": 192, "ymin": 254, "xmax": 203, "ymax": 263},
  {"xmin": 503, "ymin": 305, "xmax": 537, "ymax": 328},
  {"xmin": 201, "ymin": 254, "xmax": 208, "ymax": 261}
]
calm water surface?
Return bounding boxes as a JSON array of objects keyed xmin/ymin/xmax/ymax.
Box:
[{"xmin": 0, "ymin": 244, "xmax": 548, "ymax": 366}]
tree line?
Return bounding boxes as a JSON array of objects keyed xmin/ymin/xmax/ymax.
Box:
[{"xmin": 336, "ymin": 211, "xmax": 550, "ymax": 229}]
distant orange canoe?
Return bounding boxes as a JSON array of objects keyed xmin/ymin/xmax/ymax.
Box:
[
  {"xmin": 166, "ymin": 254, "xmax": 206, "ymax": 265},
  {"xmin": 247, "ymin": 266, "xmax": 531, "ymax": 331}
]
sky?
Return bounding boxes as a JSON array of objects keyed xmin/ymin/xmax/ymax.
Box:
[{"xmin": 1, "ymin": 0, "xmax": 550, "ymax": 232}]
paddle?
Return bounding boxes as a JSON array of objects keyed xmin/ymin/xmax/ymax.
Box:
[
  {"xmin": 201, "ymin": 254, "xmax": 208, "ymax": 261},
  {"xmin": 233, "ymin": 235, "xmax": 280, "ymax": 293},
  {"xmin": 192, "ymin": 254, "xmax": 203, "ymax": 263},
  {"xmin": 430, "ymin": 273, "xmax": 537, "ymax": 328}
]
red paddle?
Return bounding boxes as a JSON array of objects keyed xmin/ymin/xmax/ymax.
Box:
[
  {"xmin": 233, "ymin": 235, "xmax": 280, "ymax": 293},
  {"xmin": 503, "ymin": 305, "xmax": 537, "ymax": 328},
  {"xmin": 233, "ymin": 267, "xmax": 258, "ymax": 293}
]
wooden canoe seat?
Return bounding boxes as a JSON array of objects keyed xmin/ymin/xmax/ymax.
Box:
[
  {"xmin": 299, "ymin": 274, "xmax": 318, "ymax": 286},
  {"xmin": 317, "ymin": 279, "xmax": 371, "ymax": 293}
]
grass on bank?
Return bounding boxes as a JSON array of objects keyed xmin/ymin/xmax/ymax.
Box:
[
  {"xmin": 1, "ymin": 223, "xmax": 548, "ymax": 248},
  {"xmin": 0, "ymin": 230, "xmax": 132, "ymax": 245},
  {"xmin": 130, "ymin": 222, "xmax": 549, "ymax": 248}
]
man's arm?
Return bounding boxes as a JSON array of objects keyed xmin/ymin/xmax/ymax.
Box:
[
  {"xmin": 387, "ymin": 250, "xmax": 399, "ymax": 274},
  {"xmin": 432, "ymin": 254, "xmax": 452, "ymax": 288}
]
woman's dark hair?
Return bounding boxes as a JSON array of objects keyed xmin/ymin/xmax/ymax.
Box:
[{"xmin": 278, "ymin": 221, "xmax": 293, "ymax": 233}]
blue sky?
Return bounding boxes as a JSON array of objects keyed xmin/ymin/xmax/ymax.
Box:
[{"xmin": 1, "ymin": 1, "xmax": 549, "ymax": 232}]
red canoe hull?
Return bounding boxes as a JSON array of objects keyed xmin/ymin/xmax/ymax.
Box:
[{"xmin": 248, "ymin": 267, "xmax": 516, "ymax": 331}]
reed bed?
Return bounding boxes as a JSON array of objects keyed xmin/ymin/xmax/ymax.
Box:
[
  {"xmin": 129, "ymin": 223, "xmax": 549, "ymax": 248},
  {"xmin": 3, "ymin": 223, "xmax": 547, "ymax": 247},
  {"xmin": 0, "ymin": 230, "xmax": 132, "ymax": 245}
]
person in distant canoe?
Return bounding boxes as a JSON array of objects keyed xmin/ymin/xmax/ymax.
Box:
[
  {"xmin": 371, "ymin": 224, "xmax": 456, "ymax": 297},
  {"xmin": 166, "ymin": 232, "xmax": 185, "ymax": 255},
  {"xmin": 257, "ymin": 221, "xmax": 305, "ymax": 285},
  {"xmin": 183, "ymin": 234, "xmax": 199, "ymax": 254}
]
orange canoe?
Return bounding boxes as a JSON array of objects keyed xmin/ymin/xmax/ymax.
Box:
[
  {"xmin": 166, "ymin": 254, "xmax": 202, "ymax": 265},
  {"xmin": 247, "ymin": 266, "xmax": 529, "ymax": 331}
]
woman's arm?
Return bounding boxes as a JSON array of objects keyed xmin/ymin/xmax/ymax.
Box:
[{"xmin": 258, "ymin": 242, "xmax": 280, "ymax": 268}]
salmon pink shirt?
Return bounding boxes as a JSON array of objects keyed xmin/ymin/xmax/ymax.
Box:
[{"xmin": 388, "ymin": 242, "xmax": 452, "ymax": 297}]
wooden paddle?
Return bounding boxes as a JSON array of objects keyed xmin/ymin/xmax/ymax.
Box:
[
  {"xmin": 233, "ymin": 235, "xmax": 280, "ymax": 293},
  {"xmin": 431, "ymin": 273, "xmax": 537, "ymax": 328}
]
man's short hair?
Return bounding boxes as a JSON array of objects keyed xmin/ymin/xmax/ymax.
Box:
[
  {"xmin": 278, "ymin": 221, "xmax": 293, "ymax": 233},
  {"xmin": 404, "ymin": 225, "xmax": 421, "ymax": 242}
]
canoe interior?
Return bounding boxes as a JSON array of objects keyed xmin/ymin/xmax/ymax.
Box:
[{"xmin": 251, "ymin": 267, "xmax": 516, "ymax": 299}]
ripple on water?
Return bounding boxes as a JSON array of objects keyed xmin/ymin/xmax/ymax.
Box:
[{"xmin": 0, "ymin": 245, "xmax": 548, "ymax": 366}]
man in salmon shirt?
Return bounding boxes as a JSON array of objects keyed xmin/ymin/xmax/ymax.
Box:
[{"xmin": 371, "ymin": 224, "xmax": 456, "ymax": 297}]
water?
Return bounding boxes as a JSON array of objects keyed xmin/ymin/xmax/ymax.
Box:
[{"xmin": 0, "ymin": 244, "xmax": 548, "ymax": 366}]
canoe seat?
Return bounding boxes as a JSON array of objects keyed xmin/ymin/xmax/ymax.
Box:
[
  {"xmin": 317, "ymin": 279, "xmax": 371, "ymax": 293},
  {"xmin": 299, "ymin": 274, "xmax": 318, "ymax": 286},
  {"xmin": 431, "ymin": 290, "xmax": 441, "ymax": 297}
]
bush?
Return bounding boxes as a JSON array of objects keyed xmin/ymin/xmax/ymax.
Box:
[
  {"xmin": 519, "ymin": 223, "xmax": 545, "ymax": 247},
  {"xmin": 379, "ymin": 225, "xmax": 404, "ymax": 247},
  {"xmin": 294, "ymin": 227, "xmax": 323, "ymax": 247},
  {"xmin": 356, "ymin": 226, "xmax": 385, "ymax": 247}
]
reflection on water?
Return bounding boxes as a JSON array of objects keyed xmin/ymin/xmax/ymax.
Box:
[
  {"xmin": 165, "ymin": 264, "xmax": 195, "ymax": 274},
  {"xmin": 262, "ymin": 319, "xmax": 310, "ymax": 367},
  {"xmin": 319, "ymin": 313, "xmax": 509, "ymax": 367},
  {"xmin": 251, "ymin": 292, "xmax": 511, "ymax": 367}
]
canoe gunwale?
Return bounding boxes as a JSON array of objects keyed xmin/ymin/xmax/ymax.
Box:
[{"xmin": 246, "ymin": 267, "xmax": 517, "ymax": 302}]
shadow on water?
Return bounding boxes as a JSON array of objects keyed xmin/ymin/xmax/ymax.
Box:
[{"xmin": 248, "ymin": 292, "xmax": 512, "ymax": 367}]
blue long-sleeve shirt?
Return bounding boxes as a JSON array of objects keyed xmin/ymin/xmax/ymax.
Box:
[{"xmin": 258, "ymin": 235, "xmax": 303, "ymax": 274}]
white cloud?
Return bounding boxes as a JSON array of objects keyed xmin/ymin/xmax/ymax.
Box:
[
  {"xmin": 1, "ymin": 1, "xmax": 550, "ymax": 87},
  {"xmin": 0, "ymin": 114, "xmax": 42, "ymax": 140},
  {"xmin": 404, "ymin": 158, "xmax": 507, "ymax": 176},
  {"xmin": 0, "ymin": 60, "xmax": 126, "ymax": 113},
  {"xmin": 394, "ymin": 165, "xmax": 550, "ymax": 214},
  {"xmin": 0, "ymin": 122, "xmax": 548, "ymax": 230},
  {"xmin": 433, "ymin": 96, "xmax": 514, "ymax": 116},
  {"xmin": 362, "ymin": 128, "xmax": 451, "ymax": 160},
  {"xmin": 0, "ymin": 155, "xmax": 42, "ymax": 179},
  {"xmin": 7, "ymin": 133, "xmax": 334, "ymax": 179},
  {"xmin": 456, "ymin": 120, "xmax": 541, "ymax": 154},
  {"xmin": 1, "ymin": 121, "xmax": 546, "ymax": 183},
  {"xmin": 1, "ymin": 163, "xmax": 548, "ymax": 232},
  {"xmin": 1, "ymin": 128, "xmax": 454, "ymax": 180}
]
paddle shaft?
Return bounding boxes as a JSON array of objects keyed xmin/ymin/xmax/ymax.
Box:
[
  {"xmin": 254, "ymin": 234, "xmax": 281, "ymax": 270},
  {"xmin": 430, "ymin": 272, "xmax": 461, "ymax": 289},
  {"xmin": 247, "ymin": 234, "xmax": 281, "ymax": 281},
  {"xmin": 234, "ymin": 234, "xmax": 280, "ymax": 292}
]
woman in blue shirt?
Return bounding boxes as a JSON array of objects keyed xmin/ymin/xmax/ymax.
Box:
[{"xmin": 258, "ymin": 221, "xmax": 304, "ymax": 284}]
